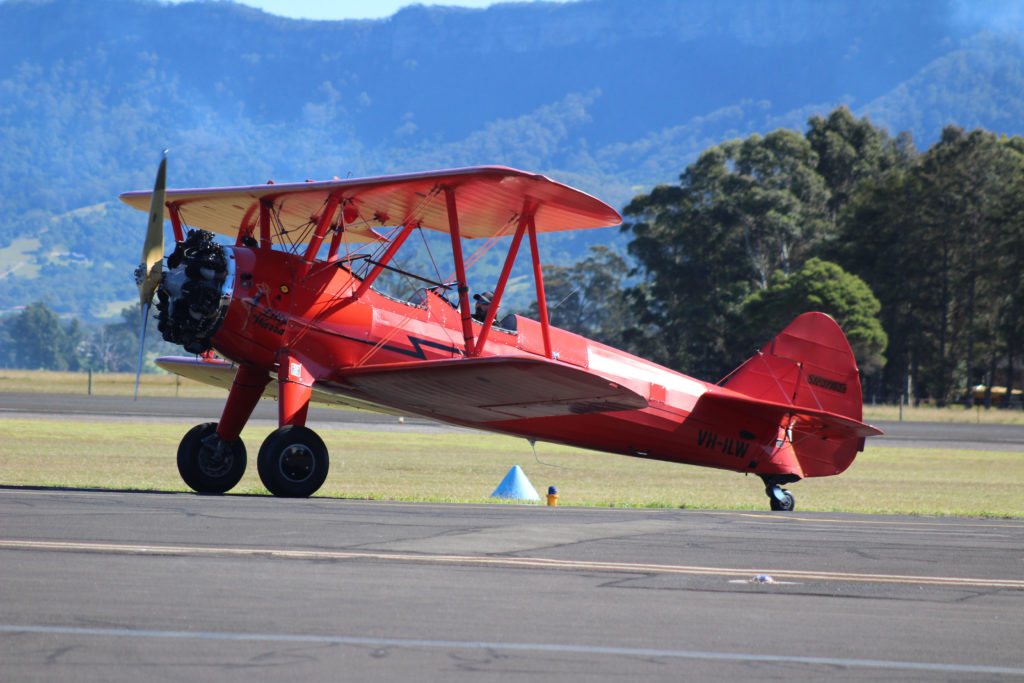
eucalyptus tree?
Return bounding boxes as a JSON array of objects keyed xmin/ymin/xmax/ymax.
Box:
[
  {"xmin": 622, "ymin": 126, "xmax": 832, "ymax": 377},
  {"xmin": 735, "ymin": 257, "xmax": 887, "ymax": 377},
  {"xmin": 2, "ymin": 301, "xmax": 82, "ymax": 370},
  {"xmin": 806, "ymin": 105, "xmax": 917, "ymax": 226},
  {"xmin": 837, "ymin": 127, "xmax": 1024, "ymax": 404}
]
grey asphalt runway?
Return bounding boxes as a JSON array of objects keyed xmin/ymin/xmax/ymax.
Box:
[
  {"xmin": 2, "ymin": 490, "xmax": 1023, "ymax": 681},
  {"xmin": 3, "ymin": 395, "xmax": 1024, "ymax": 679}
]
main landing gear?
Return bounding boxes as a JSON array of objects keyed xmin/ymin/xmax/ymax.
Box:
[
  {"xmin": 760, "ymin": 475, "xmax": 797, "ymax": 511},
  {"xmin": 257, "ymin": 425, "xmax": 329, "ymax": 497},
  {"xmin": 177, "ymin": 422, "xmax": 247, "ymax": 494},
  {"xmin": 176, "ymin": 359, "xmax": 330, "ymax": 498},
  {"xmin": 177, "ymin": 423, "xmax": 330, "ymax": 497}
]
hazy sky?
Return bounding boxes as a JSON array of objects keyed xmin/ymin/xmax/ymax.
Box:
[{"xmin": 168, "ymin": 0, "xmax": 568, "ymax": 21}]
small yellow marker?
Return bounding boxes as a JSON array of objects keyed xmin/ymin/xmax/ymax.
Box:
[{"xmin": 547, "ymin": 486, "xmax": 558, "ymax": 506}]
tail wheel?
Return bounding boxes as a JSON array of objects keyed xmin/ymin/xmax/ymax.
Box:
[
  {"xmin": 768, "ymin": 487, "xmax": 795, "ymax": 511},
  {"xmin": 177, "ymin": 422, "xmax": 247, "ymax": 494},
  {"xmin": 257, "ymin": 425, "xmax": 329, "ymax": 498}
]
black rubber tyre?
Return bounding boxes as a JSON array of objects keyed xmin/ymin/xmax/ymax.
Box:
[
  {"xmin": 769, "ymin": 488, "xmax": 796, "ymax": 511},
  {"xmin": 177, "ymin": 422, "xmax": 247, "ymax": 494},
  {"xmin": 257, "ymin": 425, "xmax": 329, "ymax": 498}
]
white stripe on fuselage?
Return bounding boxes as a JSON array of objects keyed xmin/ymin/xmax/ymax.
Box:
[{"xmin": 587, "ymin": 344, "xmax": 707, "ymax": 407}]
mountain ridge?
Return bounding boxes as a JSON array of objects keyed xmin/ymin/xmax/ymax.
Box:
[{"xmin": 1, "ymin": 0, "xmax": 1022, "ymax": 317}]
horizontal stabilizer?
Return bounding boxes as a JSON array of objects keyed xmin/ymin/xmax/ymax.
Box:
[
  {"xmin": 333, "ymin": 356, "xmax": 648, "ymax": 423},
  {"xmin": 699, "ymin": 390, "xmax": 883, "ymax": 441}
]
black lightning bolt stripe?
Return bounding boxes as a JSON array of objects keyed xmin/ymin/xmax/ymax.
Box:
[
  {"xmin": 403, "ymin": 335, "xmax": 465, "ymax": 359},
  {"xmin": 333, "ymin": 332, "xmax": 464, "ymax": 360}
]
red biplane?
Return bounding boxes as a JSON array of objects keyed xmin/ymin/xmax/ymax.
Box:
[{"xmin": 122, "ymin": 160, "xmax": 881, "ymax": 510}]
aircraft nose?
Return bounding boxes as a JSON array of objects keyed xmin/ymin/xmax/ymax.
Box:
[{"xmin": 155, "ymin": 230, "xmax": 235, "ymax": 354}]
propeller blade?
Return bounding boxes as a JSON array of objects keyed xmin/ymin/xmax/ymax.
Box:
[
  {"xmin": 136, "ymin": 152, "xmax": 167, "ymax": 307},
  {"xmin": 133, "ymin": 152, "xmax": 167, "ymax": 400},
  {"xmin": 134, "ymin": 301, "xmax": 151, "ymax": 401}
]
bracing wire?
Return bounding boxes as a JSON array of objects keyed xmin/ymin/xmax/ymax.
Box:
[{"xmin": 529, "ymin": 438, "xmax": 567, "ymax": 469}]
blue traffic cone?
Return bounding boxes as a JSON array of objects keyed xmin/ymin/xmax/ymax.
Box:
[{"xmin": 490, "ymin": 465, "xmax": 541, "ymax": 501}]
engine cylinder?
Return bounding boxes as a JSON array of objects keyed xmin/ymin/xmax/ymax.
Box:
[{"xmin": 156, "ymin": 230, "xmax": 235, "ymax": 354}]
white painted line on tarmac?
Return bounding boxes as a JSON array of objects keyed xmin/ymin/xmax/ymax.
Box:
[
  {"xmin": 2, "ymin": 624, "xmax": 1022, "ymax": 676},
  {"xmin": 3, "ymin": 538, "xmax": 1023, "ymax": 589}
]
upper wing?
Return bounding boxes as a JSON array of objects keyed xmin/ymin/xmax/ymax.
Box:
[
  {"xmin": 329, "ymin": 355, "xmax": 648, "ymax": 424},
  {"xmin": 120, "ymin": 166, "xmax": 621, "ymax": 243}
]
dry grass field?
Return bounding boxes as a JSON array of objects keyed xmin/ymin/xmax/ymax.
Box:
[
  {"xmin": 1, "ymin": 416, "xmax": 1021, "ymax": 517},
  {"xmin": 1, "ymin": 370, "xmax": 1021, "ymax": 516}
]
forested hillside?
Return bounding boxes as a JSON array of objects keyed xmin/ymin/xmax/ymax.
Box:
[
  {"xmin": 1, "ymin": 0, "xmax": 1022, "ymax": 404},
  {"xmin": 3, "ymin": 0, "xmax": 1024, "ymax": 317}
]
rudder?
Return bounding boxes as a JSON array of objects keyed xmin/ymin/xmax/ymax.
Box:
[
  {"xmin": 722, "ymin": 312, "xmax": 872, "ymax": 478},
  {"xmin": 723, "ymin": 312, "xmax": 864, "ymax": 422}
]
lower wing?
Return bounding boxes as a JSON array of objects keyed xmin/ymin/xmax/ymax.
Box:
[
  {"xmin": 331, "ymin": 356, "xmax": 648, "ymax": 423},
  {"xmin": 156, "ymin": 354, "xmax": 647, "ymax": 424}
]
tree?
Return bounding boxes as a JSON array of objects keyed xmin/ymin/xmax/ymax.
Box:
[
  {"xmin": 621, "ymin": 121, "xmax": 834, "ymax": 378},
  {"xmin": 835, "ymin": 127, "xmax": 1024, "ymax": 404},
  {"xmin": 622, "ymin": 176, "xmax": 753, "ymax": 377},
  {"xmin": 806, "ymin": 105, "xmax": 917, "ymax": 226},
  {"xmin": 83, "ymin": 320, "xmax": 138, "ymax": 373},
  {"xmin": 735, "ymin": 258, "xmax": 887, "ymax": 375},
  {"xmin": 4, "ymin": 301, "xmax": 82, "ymax": 370},
  {"xmin": 993, "ymin": 138, "xmax": 1024, "ymax": 406},
  {"xmin": 0, "ymin": 315, "xmax": 14, "ymax": 367},
  {"xmin": 81, "ymin": 303, "xmax": 172, "ymax": 373}
]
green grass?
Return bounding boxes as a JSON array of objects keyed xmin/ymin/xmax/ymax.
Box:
[
  {"xmin": 1, "ymin": 417, "xmax": 1021, "ymax": 517},
  {"xmin": 0, "ymin": 369, "xmax": 227, "ymax": 398},
  {"xmin": 1, "ymin": 370, "xmax": 1020, "ymax": 515}
]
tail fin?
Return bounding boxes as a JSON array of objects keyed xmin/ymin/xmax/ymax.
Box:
[
  {"xmin": 721, "ymin": 312, "xmax": 881, "ymax": 478},
  {"xmin": 724, "ymin": 312, "xmax": 864, "ymax": 421}
]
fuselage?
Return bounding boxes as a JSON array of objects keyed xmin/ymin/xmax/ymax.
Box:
[{"xmin": 167, "ymin": 243, "xmax": 795, "ymax": 479}]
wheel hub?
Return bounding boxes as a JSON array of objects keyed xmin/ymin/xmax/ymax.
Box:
[
  {"xmin": 198, "ymin": 437, "xmax": 234, "ymax": 478},
  {"xmin": 279, "ymin": 444, "xmax": 315, "ymax": 483}
]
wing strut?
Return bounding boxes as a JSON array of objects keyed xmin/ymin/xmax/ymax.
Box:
[
  {"xmin": 298, "ymin": 193, "xmax": 340, "ymax": 278},
  {"xmin": 445, "ymin": 187, "xmax": 477, "ymax": 356},
  {"xmin": 351, "ymin": 221, "xmax": 417, "ymax": 300},
  {"xmin": 443, "ymin": 187, "xmax": 554, "ymax": 360},
  {"xmin": 326, "ymin": 202, "xmax": 351, "ymax": 262},
  {"xmin": 474, "ymin": 202, "xmax": 531, "ymax": 356},
  {"xmin": 168, "ymin": 204, "xmax": 184, "ymax": 242},
  {"xmin": 528, "ymin": 214, "xmax": 553, "ymax": 358},
  {"xmin": 258, "ymin": 200, "xmax": 273, "ymax": 249}
]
